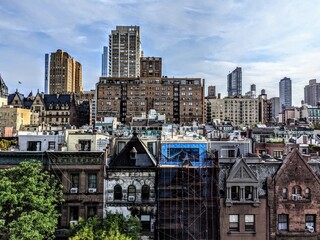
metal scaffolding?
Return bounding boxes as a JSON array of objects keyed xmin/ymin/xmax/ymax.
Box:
[{"xmin": 157, "ymin": 151, "xmax": 219, "ymax": 240}]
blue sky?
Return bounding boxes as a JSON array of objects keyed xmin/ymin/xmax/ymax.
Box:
[{"xmin": 1, "ymin": 0, "xmax": 320, "ymax": 105}]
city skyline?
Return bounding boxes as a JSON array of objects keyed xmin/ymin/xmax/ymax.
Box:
[{"xmin": 1, "ymin": 1, "xmax": 320, "ymax": 105}]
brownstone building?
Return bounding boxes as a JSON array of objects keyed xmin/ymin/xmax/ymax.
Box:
[
  {"xmin": 96, "ymin": 76, "xmax": 205, "ymax": 124},
  {"xmin": 47, "ymin": 151, "xmax": 105, "ymax": 233},
  {"xmin": 219, "ymin": 158, "xmax": 274, "ymax": 240},
  {"xmin": 267, "ymin": 149, "xmax": 320, "ymax": 240}
]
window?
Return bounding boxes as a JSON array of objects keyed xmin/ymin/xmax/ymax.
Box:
[
  {"xmin": 305, "ymin": 214, "xmax": 315, "ymax": 232},
  {"xmin": 147, "ymin": 142, "xmax": 156, "ymax": 156},
  {"xmin": 273, "ymin": 151, "xmax": 282, "ymax": 158},
  {"xmin": 87, "ymin": 206, "xmax": 97, "ymax": 219},
  {"xmin": 282, "ymin": 188, "xmax": 288, "ymax": 199},
  {"xmin": 292, "ymin": 185, "xmax": 302, "ymax": 200},
  {"xmin": 48, "ymin": 141, "xmax": 55, "ymax": 150},
  {"xmin": 245, "ymin": 186, "xmax": 253, "ymax": 200},
  {"xmin": 231, "ymin": 186, "xmax": 240, "ymax": 200},
  {"xmin": 245, "ymin": 215, "xmax": 255, "ymax": 231},
  {"xmin": 278, "ymin": 214, "xmax": 288, "ymax": 231},
  {"xmin": 141, "ymin": 185, "xmax": 150, "ymax": 201},
  {"xmin": 305, "ymin": 188, "xmax": 311, "ymax": 200},
  {"xmin": 88, "ymin": 173, "xmax": 97, "ymax": 189},
  {"xmin": 141, "ymin": 215, "xmax": 151, "ymax": 231},
  {"xmin": 79, "ymin": 140, "xmax": 91, "ymax": 151},
  {"xmin": 128, "ymin": 185, "xmax": 136, "ymax": 201},
  {"xmin": 27, "ymin": 141, "xmax": 41, "ymax": 151},
  {"xmin": 114, "ymin": 185, "xmax": 122, "ymax": 200},
  {"xmin": 69, "ymin": 206, "xmax": 79, "ymax": 221},
  {"xmin": 71, "ymin": 174, "xmax": 79, "ymax": 188},
  {"xmin": 228, "ymin": 149, "xmax": 235, "ymax": 158},
  {"xmin": 229, "ymin": 215, "xmax": 239, "ymax": 231}
]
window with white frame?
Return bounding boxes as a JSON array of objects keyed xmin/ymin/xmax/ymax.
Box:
[
  {"xmin": 229, "ymin": 215, "xmax": 239, "ymax": 231},
  {"xmin": 245, "ymin": 215, "xmax": 255, "ymax": 231}
]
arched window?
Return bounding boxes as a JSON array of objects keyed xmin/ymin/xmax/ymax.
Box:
[
  {"xmin": 282, "ymin": 188, "xmax": 288, "ymax": 199},
  {"xmin": 141, "ymin": 185, "xmax": 150, "ymax": 201},
  {"xmin": 114, "ymin": 185, "xmax": 122, "ymax": 200},
  {"xmin": 305, "ymin": 188, "xmax": 311, "ymax": 200},
  {"xmin": 128, "ymin": 185, "xmax": 136, "ymax": 202},
  {"xmin": 292, "ymin": 185, "xmax": 302, "ymax": 195}
]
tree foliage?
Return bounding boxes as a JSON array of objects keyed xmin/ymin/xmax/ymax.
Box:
[
  {"xmin": 0, "ymin": 160, "xmax": 63, "ymax": 240},
  {"xmin": 0, "ymin": 139, "xmax": 16, "ymax": 151},
  {"xmin": 69, "ymin": 213, "xmax": 141, "ymax": 240}
]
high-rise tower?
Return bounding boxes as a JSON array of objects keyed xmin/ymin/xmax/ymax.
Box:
[
  {"xmin": 279, "ymin": 77, "xmax": 292, "ymax": 110},
  {"xmin": 304, "ymin": 79, "xmax": 320, "ymax": 106},
  {"xmin": 101, "ymin": 46, "xmax": 108, "ymax": 76},
  {"xmin": 44, "ymin": 53, "xmax": 49, "ymax": 94},
  {"xmin": 227, "ymin": 67, "xmax": 242, "ymax": 97},
  {"xmin": 108, "ymin": 26, "xmax": 141, "ymax": 77},
  {"xmin": 49, "ymin": 49, "xmax": 83, "ymax": 94}
]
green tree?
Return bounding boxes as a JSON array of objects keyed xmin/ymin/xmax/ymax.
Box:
[
  {"xmin": 69, "ymin": 214, "xmax": 141, "ymax": 240},
  {"xmin": 0, "ymin": 161, "xmax": 63, "ymax": 240}
]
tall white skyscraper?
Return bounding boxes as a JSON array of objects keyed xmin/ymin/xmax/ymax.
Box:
[
  {"xmin": 279, "ymin": 77, "xmax": 292, "ymax": 110},
  {"xmin": 108, "ymin": 26, "xmax": 142, "ymax": 77}
]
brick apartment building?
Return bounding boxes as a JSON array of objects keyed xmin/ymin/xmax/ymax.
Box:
[{"xmin": 96, "ymin": 76, "xmax": 205, "ymax": 124}]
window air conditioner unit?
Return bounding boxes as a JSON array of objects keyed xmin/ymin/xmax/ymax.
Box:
[
  {"xmin": 70, "ymin": 220, "xmax": 78, "ymax": 226},
  {"xmin": 291, "ymin": 194, "xmax": 297, "ymax": 201},
  {"xmin": 70, "ymin": 188, "xmax": 78, "ymax": 193},
  {"xmin": 306, "ymin": 225, "xmax": 314, "ymax": 233},
  {"xmin": 297, "ymin": 195, "xmax": 303, "ymax": 200},
  {"xmin": 88, "ymin": 188, "xmax": 96, "ymax": 193},
  {"xmin": 128, "ymin": 196, "xmax": 135, "ymax": 202}
]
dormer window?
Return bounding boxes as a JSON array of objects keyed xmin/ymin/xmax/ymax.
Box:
[
  {"xmin": 231, "ymin": 186, "xmax": 240, "ymax": 201},
  {"xmin": 245, "ymin": 186, "xmax": 253, "ymax": 200},
  {"xmin": 130, "ymin": 147, "xmax": 137, "ymax": 160}
]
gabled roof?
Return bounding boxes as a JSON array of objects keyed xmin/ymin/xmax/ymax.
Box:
[
  {"xmin": 227, "ymin": 158, "xmax": 258, "ymax": 184},
  {"xmin": 273, "ymin": 148, "xmax": 320, "ymax": 185},
  {"xmin": 109, "ymin": 133, "xmax": 157, "ymax": 168},
  {"xmin": 0, "ymin": 74, "xmax": 8, "ymax": 97},
  {"xmin": 7, "ymin": 92, "xmax": 33, "ymax": 109}
]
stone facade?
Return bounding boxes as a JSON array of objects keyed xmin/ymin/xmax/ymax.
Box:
[{"xmin": 105, "ymin": 134, "xmax": 157, "ymax": 239}]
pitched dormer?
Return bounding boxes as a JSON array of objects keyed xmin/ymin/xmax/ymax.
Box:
[{"xmin": 226, "ymin": 158, "xmax": 260, "ymax": 207}]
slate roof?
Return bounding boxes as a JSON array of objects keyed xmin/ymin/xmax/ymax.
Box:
[
  {"xmin": 109, "ymin": 133, "xmax": 157, "ymax": 168},
  {"xmin": 7, "ymin": 92, "xmax": 34, "ymax": 109},
  {"xmin": 43, "ymin": 94, "xmax": 73, "ymax": 110}
]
